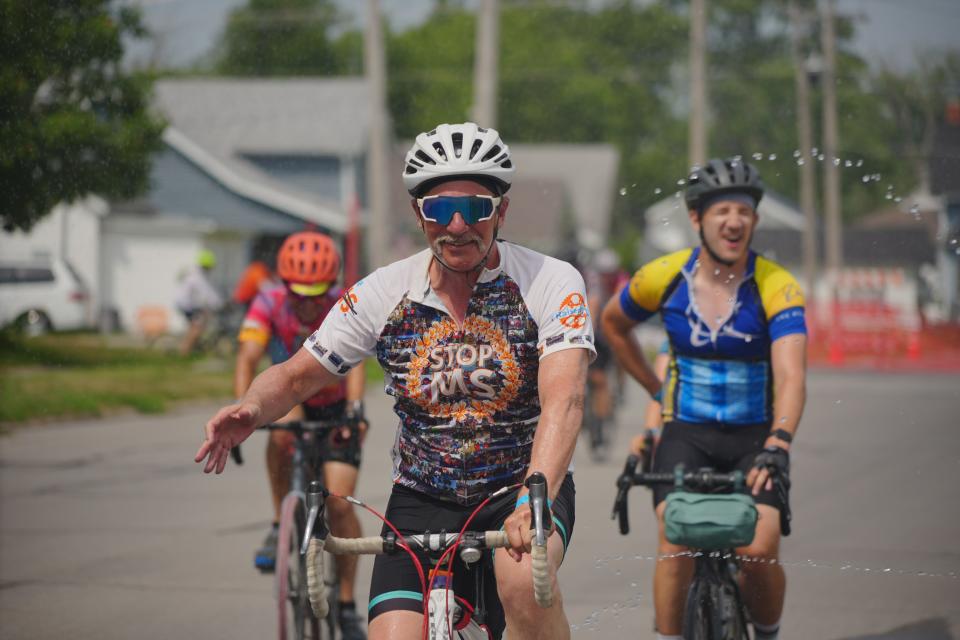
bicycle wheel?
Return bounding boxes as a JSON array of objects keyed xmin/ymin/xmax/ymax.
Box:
[
  {"xmin": 682, "ymin": 578, "xmax": 713, "ymax": 640},
  {"xmin": 277, "ymin": 493, "xmax": 320, "ymax": 640}
]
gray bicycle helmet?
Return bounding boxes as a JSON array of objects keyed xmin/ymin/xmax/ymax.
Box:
[
  {"xmin": 402, "ymin": 122, "xmax": 516, "ymax": 197},
  {"xmin": 684, "ymin": 157, "xmax": 765, "ymax": 212}
]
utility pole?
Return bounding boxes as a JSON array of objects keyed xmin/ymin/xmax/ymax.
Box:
[
  {"xmin": 820, "ymin": 0, "xmax": 843, "ymax": 275},
  {"xmin": 472, "ymin": 0, "xmax": 499, "ymax": 127},
  {"xmin": 788, "ymin": 0, "xmax": 819, "ymax": 293},
  {"xmin": 688, "ymin": 0, "xmax": 708, "ymax": 168},
  {"xmin": 364, "ymin": 0, "xmax": 391, "ymax": 269}
]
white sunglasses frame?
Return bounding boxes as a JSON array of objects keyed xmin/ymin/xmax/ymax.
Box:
[{"xmin": 415, "ymin": 194, "xmax": 502, "ymax": 224}]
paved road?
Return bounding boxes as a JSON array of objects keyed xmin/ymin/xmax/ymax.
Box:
[{"xmin": 2, "ymin": 369, "xmax": 958, "ymax": 639}]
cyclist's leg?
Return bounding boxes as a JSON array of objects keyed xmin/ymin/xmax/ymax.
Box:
[
  {"xmin": 323, "ymin": 461, "xmax": 362, "ymax": 602},
  {"xmin": 650, "ymin": 421, "xmax": 714, "ymax": 636},
  {"xmin": 492, "ymin": 474, "xmax": 575, "ymax": 640},
  {"xmin": 256, "ymin": 406, "xmax": 302, "ymax": 570},
  {"xmin": 733, "ymin": 443, "xmax": 787, "ymax": 634}
]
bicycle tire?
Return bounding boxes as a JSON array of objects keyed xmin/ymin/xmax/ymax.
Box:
[
  {"xmin": 277, "ymin": 493, "xmax": 320, "ymax": 640},
  {"xmin": 683, "ymin": 577, "xmax": 713, "ymax": 640}
]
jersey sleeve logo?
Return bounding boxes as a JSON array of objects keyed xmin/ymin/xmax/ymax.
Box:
[
  {"xmin": 555, "ymin": 292, "xmax": 588, "ymax": 329},
  {"xmin": 339, "ymin": 290, "xmax": 359, "ymax": 314},
  {"xmin": 404, "ymin": 316, "xmax": 520, "ymax": 421}
]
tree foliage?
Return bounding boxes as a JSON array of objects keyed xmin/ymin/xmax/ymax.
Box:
[
  {"xmin": 0, "ymin": 0, "xmax": 165, "ymax": 232},
  {"xmin": 216, "ymin": 0, "xmax": 346, "ymax": 75}
]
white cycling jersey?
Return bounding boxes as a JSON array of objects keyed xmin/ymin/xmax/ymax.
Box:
[{"xmin": 306, "ymin": 241, "xmax": 595, "ymax": 505}]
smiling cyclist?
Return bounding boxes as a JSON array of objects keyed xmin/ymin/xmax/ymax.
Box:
[
  {"xmin": 198, "ymin": 123, "xmax": 594, "ymax": 640},
  {"xmin": 602, "ymin": 158, "xmax": 807, "ymax": 640},
  {"xmin": 235, "ymin": 231, "xmax": 368, "ymax": 640}
]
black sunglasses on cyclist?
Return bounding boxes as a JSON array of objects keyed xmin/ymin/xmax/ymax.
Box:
[{"xmin": 416, "ymin": 195, "xmax": 501, "ymax": 226}]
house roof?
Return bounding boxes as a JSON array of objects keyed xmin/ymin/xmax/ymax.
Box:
[
  {"xmin": 154, "ymin": 78, "xmax": 373, "ymax": 232},
  {"xmin": 509, "ymin": 144, "xmax": 620, "ymax": 243}
]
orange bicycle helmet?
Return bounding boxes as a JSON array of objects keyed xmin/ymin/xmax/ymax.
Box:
[{"xmin": 276, "ymin": 232, "xmax": 340, "ymax": 285}]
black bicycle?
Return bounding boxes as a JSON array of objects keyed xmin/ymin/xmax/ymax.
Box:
[
  {"xmin": 612, "ymin": 456, "xmax": 790, "ymax": 640},
  {"xmin": 257, "ymin": 419, "xmax": 360, "ymax": 640}
]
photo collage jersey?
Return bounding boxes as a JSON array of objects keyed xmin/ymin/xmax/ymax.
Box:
[
  {"xmin": 238, "ymin": 286, "xmax": 346, "ymax": 408},
  {"xmin": 306, "ymin": 242, "xmax": 596, "ymax": 505},
  {"xmin": 619, "ymin": 247, "xmax": 807, "ymax": 425}
]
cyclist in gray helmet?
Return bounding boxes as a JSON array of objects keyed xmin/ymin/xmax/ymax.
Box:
[{"xmin": 603, "ymin": 157, "xmax": 806, "ymax": 640}]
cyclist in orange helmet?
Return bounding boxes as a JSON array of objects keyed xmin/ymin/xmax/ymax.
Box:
[{"xmin": 235, "ymin": 231, "xmax": 368, "ymax": 639}]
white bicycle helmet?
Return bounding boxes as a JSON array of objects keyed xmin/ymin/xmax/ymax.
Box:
[{"xmin": 402, "ymin": 122, "xmax": 516, "ymax": 196}]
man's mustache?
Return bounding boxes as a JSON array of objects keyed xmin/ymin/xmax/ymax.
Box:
[{"xmin": 434, "ymin": 233, "xmax": 483, "ymax": 248}]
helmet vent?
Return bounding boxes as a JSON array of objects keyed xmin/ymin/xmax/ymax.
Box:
[
  {"xmin": 481, "ymin": 145, "xmax": 502, "ymax": 162},
  {"xmin": 433, "ymin": 142, "xmax": 447, "ymax": 160},
  {"xmin": 501, "ymin": 159, "xmax": 513, "ymax": 169},
  {"xmin": 415, "ymin": 150, "xmax": 435, "ymax": 165},
  {"xmin": 452, "ymin": 132, "xmax": 464, "ymax": 157},
  {"xmin": 470, "ymin": 139, "xmax": 483, "ymax": 159}
]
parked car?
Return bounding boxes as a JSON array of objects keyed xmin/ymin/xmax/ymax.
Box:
[{"xmin": 0, "ymin": 257, "xmax": 89, "ymax": 335}]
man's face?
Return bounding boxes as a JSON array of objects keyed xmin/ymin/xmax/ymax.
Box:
[
  {"xmin": 689, "ymin": 198, "xmax": 758, "ymax": 266},
  {"xmin": 412, "ymin": 180, "xmax": 509, "ymax": 271}
]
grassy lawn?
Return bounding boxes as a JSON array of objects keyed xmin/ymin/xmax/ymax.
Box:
[
  {"xmin": 0, "ymin": 331, "xmax": 385, "ymax": 425},
  {"xmin": 0, "ymin": 331, "xmax": 233, "ymax": 424}
]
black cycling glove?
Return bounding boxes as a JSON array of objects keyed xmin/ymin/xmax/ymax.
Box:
[{"xmin": 753, "ymin": 445, "xmax": 790, "ymax": 486}]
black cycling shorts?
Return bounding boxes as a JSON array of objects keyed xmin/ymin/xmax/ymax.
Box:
[
  {"xmin": 651, "ymin": 421, "xmax": 786, "ymax": 512},
  {"xmin": 367, "ymin": 474, "xmax": 576, "ymax": 638},
  {"xmin": 302, "ymin": 401, "xmax": 362, "ymax": 469}
]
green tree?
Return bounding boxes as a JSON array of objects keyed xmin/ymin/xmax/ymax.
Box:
[
  {"xmin": 216, "ymin": 0, "xmax": 346, "ymax": 75},
  {"xmin": 0, "ymin": 0, "xmax": 165, "ymax": 232},
  {"xmin": 706, "ymin": 0, "xmax": 913, "ymax": 219}
]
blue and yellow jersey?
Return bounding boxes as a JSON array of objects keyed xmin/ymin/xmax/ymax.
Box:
[{"xmin": 619, "ymin": 247, "xmax": 806, "ymax": 425}]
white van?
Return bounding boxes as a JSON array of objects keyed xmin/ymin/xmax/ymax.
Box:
[{"xmin": 0, "ymin": 257, "xmax": 89, "ymax": 334}]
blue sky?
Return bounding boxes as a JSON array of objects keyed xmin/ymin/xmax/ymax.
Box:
[{"xmin": 124, "ymin": 0, "xmax": 959, "ymax": 71}]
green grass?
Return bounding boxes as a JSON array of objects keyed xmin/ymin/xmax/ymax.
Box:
[
  {"xmin": 0, "ymin": 331, "xmax": 232, "ymax": 423},
  {"xmin": 0, "ymin": 330, "xmax": 387, "ymax": 425}
]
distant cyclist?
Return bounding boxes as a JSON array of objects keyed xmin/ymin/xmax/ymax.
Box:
[
  {"xmin": 198, "ymin": 122, "xmax": 594, "ymax": 640},
  {"xmin": 583, "ymin": 248, "xmax": 628, "ymax": 458},
  {"xmin": 175, "ymin": 249, "xmax": 223, "ymax": 356},
  {"xmin": 602, "ymin": 158, "xmax": 806, "ymax": 640},
  {"xmin": 235, "ymin": 231, "xmax": 368, "ymax": 640}
]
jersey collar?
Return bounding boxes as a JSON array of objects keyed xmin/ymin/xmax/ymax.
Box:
[
  {"xmin": 684, "ymin": 246, "xmax": 758, "ymax": 280},
  {"xmin": 405, "ymin": 242, "xmax": 506, "ymax": 306}
]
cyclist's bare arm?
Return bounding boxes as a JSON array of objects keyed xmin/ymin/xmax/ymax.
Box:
[
  {"xmin": 195, "ymin": 349, "xmax": 341, "ymax": 473},
  {"xmin": 630, "ymin": 350, "xmax": 670, "ymax": 456},
  {"xmin": 234, "ymin": 339, "xmax": 267, "ymax": 399},
  {"xmin": 601, "ymin": 294, "xmax": 662, "ymax": 397},
  {"xmin": 503, "ymin": 348, "xmax": 587, "ymax": 559},
  {"xmin": 748, "ymin": 334, "xmax": 807, "ymax": 492}
]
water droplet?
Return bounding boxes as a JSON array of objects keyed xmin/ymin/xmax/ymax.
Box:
[
  {"xmin": 753, "ymin": 152, "xmax": 764, "ymax": 160},
  {"xmin": 856, "ymin": 159, "xmax": 864, "ymax": 167},
  {"xmin": 844, "ymin": 160, "xmax": 853, "ymax": 167},
  {"xmin": 833, "ymin": 157, "xmax": 841, "ymax": 166},
  {"xmin": 950, "ymin": 238, "xmax": 958, "ymax": 245},
  {"xmin": 631, "ymin": 182, "xmax": 637, "ymax": 187},
  {"xmin": 675, "ymin": 191, "xmax": 682, "ymax": 199},
  {"xmin": 817, "ymin": 154, "xmax": 825, "ymax": 161},
  {"xmin": 811, "ymin": 147, "xmax": 819, "ymax": 156},
  {"xmin": 883, "ymin": 567, "xmax": 892, "ymax": 573},
  {"xmin": 654, "ymin": 187, "xmax": 662, "ymax": 195},
  {"xmin": 661, "ymin": 218, "xmax": 670, "ymax": 226},
  {"xmin": 714, "ymin": 268, "xmax": 721, "ymax": 276},
  {"xmin": 885, "ymin": 193, "xmax": 894, "ymax": 200},
  {"xmin": 835, "ymin": 399, "xmax": 843, "ymax": 404},
  {"xmin": 676, "ymin": 178, "xmax": 686, "ymax": 186},
  {"xmin": 909, "ymin": 204, "xmax": 920, "ymax": 215},
  {"xmin": 744, "ymin": 335, "xmax": 752, "ymax": 343},
  {"xmin": 796, "ymin": 158, "xmax": 806, "ymax": 166},
  {"xmin": 768, "ymin": 153, "xmax": 777, "ymax": 161},
  {"xmin": 727, "ymin": 296, "xmax": 735, "ymax": 303},
  {"xmin": 894, "ymin": 196, "xmax": 902, "ymax": 203},
  {"xmin": 793, "ymin": 149, "xmax": 802, "ymax": 158},
  {"xmin": 874, "ymin": 173, "xmax": 882, "ymax": 181},
  {"xmin": 619, "ymin": 187, "xmax": 627, "ymax": 196},
  {"xmin": 861, "ymin": 175, "xmax": 871, "ymax": 183}
]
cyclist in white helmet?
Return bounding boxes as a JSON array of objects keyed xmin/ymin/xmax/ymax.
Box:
[{"xmin": 197, "ymin": 122, "xmax": 594, "ymax": 640}]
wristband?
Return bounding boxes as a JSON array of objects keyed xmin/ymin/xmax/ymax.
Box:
[
  {"xmin": 770, "ymin": 428, "xmax": 793, "ymax": 443},
  {"xmin": 515, "ymin": 495, "xmax": 552, "ymax": 510},
  {"xmin": 651, "ymin": 387, "xmax": 663, "ymax": 403}
]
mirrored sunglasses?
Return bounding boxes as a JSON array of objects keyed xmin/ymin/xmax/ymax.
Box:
[{"xmin": 416, "ymin": 195, "xmax": 501, "ymax": 226}]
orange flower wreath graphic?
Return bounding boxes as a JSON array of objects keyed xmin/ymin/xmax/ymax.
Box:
[{"xmin": 405, "ymin": 316, "xmax": 520, "ymax": 420}]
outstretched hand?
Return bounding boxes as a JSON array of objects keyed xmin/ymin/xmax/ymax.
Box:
[{"xmin": 194, "ymin": 402, "xmax": 262, "ymax": 474}]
